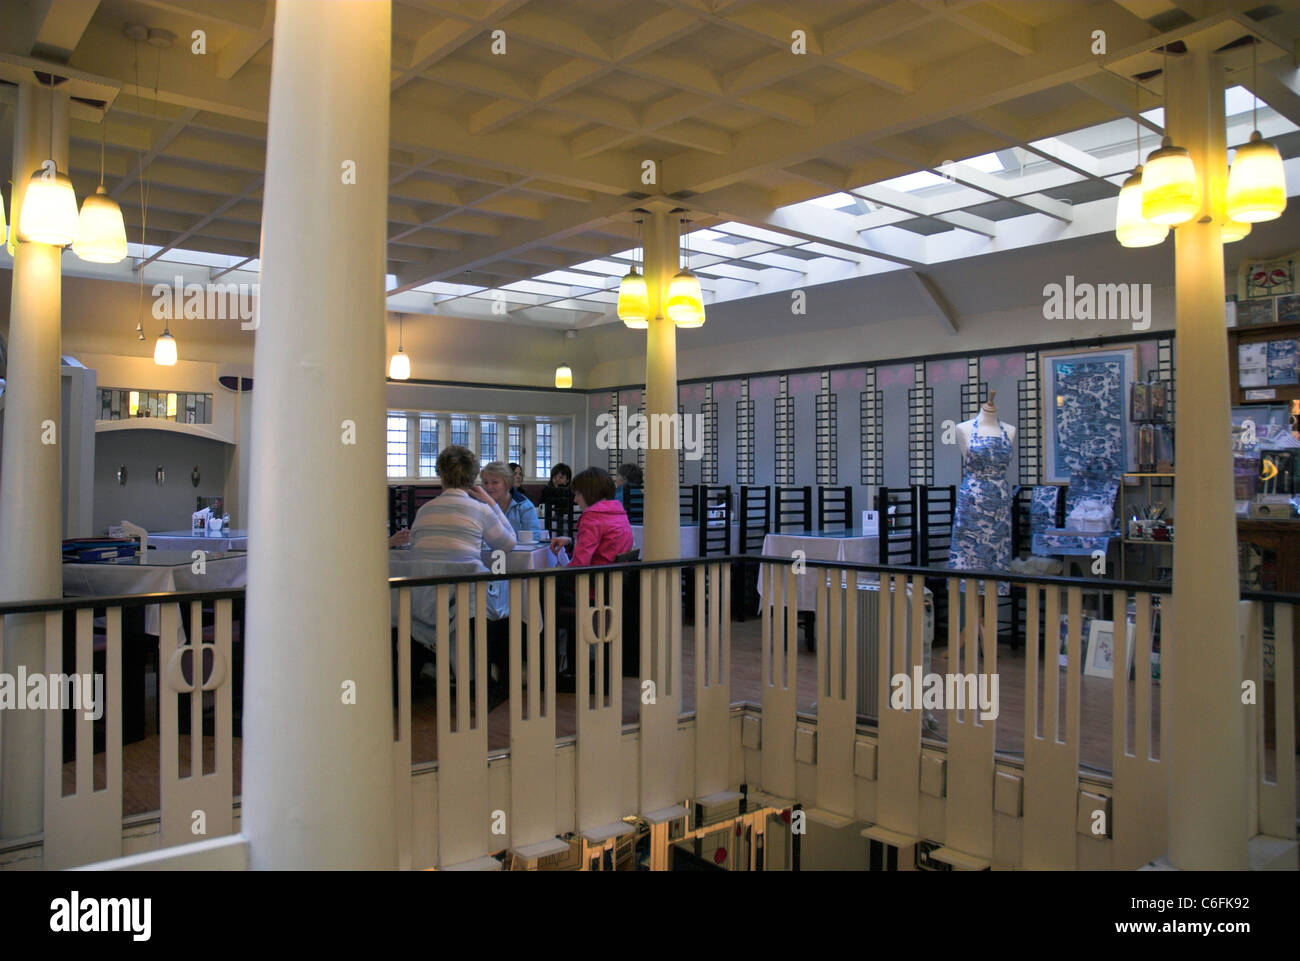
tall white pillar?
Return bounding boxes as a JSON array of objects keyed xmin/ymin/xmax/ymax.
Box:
[
  {"xmin": 1165, "ymin": 41, "xmax": 1248, "ymax": 870},
  {"xmin": 240, "ymin": 0, "xmax": 396, "ymax": 869},
  {"xmin": 0, "ymin": 83, "xmax": 69, "ymax": 838},
  {"xmin": 641, "ymin": 205, "xmax": 682, "ymax": 562}
]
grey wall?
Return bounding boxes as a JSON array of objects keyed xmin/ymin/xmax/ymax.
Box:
[{"xmin": 94, "ymin": 429, "xmax": 232, "ymax": 534}]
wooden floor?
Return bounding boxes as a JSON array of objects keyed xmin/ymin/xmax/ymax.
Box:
[{"xmin": 68, "ymin": 617, "xmax": 1292, "ymax": 818}]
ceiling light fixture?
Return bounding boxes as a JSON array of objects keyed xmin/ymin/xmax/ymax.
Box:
[
  {"xmin": 18, "ymin": 75, "xmax": 79, "ymax": 246},
  {"xmin": 617, "ymin": 216, "xmax": 650, "ymax": 328},
  {"xmin": 1141, "ymin": 46, "xmax": 1201, "ymax": 226},
  {"xmin": 389, "ymin": 313, "xmax": 410, "ymax": 380},
  {"xmin": 73, "ymin": 109, "xmax": 128, "ymax": 263},
  {"xmin": 1226, "ymin": 38, "xmax": 1286, "ymax": 223},
  {"xmin": 1115, "ymin": 79, "xmax": 1169, "ymax": 248},
  {"xmin": 666, "ymin": 217, "xmax": 705, "ymax": 328},
  {"xmin": 555, "ymin": 329, "xmax": 574, "ymax": 388}
]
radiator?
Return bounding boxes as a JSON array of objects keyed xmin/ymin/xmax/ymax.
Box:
[{"xmin": 856, "ymin": 583, "xmax": 933, "ymax": 718}]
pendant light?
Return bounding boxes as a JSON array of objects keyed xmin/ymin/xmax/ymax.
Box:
[
  {"xmin": 1142, "ymin": 46, "xmax": 1201, "ymax": 226},
  {"xmin": 617, "ymin": 216, "xmax": 650, "ymax": 328},
  {"xmin": 1115, "ymin": 80, "xmax": 1169, "ymax": 248},
  {"xmin": 666, "ymin": 217, "xmax": 705, "ymax": 328},
  {"xmin": 388, "ymin": 313, "xmax": 410, "ymax": 380},
  {"xmin": 19, "ymin": 76, "xmax": 79, "ymax": 246},
  {"xmin": 73, "ymin": 111, "xmax": 128, "ymax": 263},
  {"xmin": 1221, "ymin": 217, "xmax": 1252, "ymax": 243},
  {"xmin": 554, "ymin": 362, "xmax": 573, "ymax": 389},
  {"xmin": 153, "ymin": 326, "xmax": 177, "ymax": 365},
  {"xmin": 1227, "ymin": 38, "xmax": 1287, "ymax": 223}
]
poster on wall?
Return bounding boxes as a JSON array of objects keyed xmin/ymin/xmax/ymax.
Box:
[{"xmin": 1041, "ymin": 347, "xmax": 1136, "ymax": 484}]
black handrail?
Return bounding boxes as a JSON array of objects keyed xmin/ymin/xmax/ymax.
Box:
[{"xmin": 8, "ymin": 554, "xmax": 1299, "ymax": 614}]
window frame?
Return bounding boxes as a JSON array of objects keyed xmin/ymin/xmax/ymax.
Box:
[{"xmin": 384, "ymin": 410, "xmax": 566, "ymax": 483}]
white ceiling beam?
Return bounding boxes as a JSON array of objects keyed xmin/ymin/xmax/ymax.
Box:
[
  {"xmin": 906, "ymin": 270, "xmax": 958, "ymax": 334},
  {"xmin": 216, "ymin": 0, "xmax": 274, "ymax": 80}
]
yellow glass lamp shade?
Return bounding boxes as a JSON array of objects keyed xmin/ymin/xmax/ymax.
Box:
[
  {"xmin": 617, "ymin": 270, "xmax": 650, "ymax": 329},
  {"xmin": 1114, "ymin": 168, "xmax": 1168, "ymax": 248},
  {"xmin": 1221, "ymin": 217, "xmax": 1251, "ymax": 243},
  {"xmin": 666, "ymin": 269, "xmax": 705, "ymax": 328},
  {"xmin": 1227, "ymin": 132, "xmax": 1287, "ymax": 223},
  {"xmin": 153, "ymin": 330, "xmax": 178, "ymax": 366},
  {"xmin": 167, "ymin": 392, "xmax": 178, "ymax": 418},
  {"xmin": 388, "ymin": 349, "xmax": 410, "ymax": 380},
  {"xmin": 73, "ymin": 186, "xmax": 128, "ymax": 263},
  {"xmin": 19, "ymin": 166, "xmax": 79, "ymax": 246},
  {"xmin": 555, "ymin": 363, "xmax": 573, "ymax": 389},
  {"xmin": 128, "ymin": 390, "xmax": 139, "ymax": 416},
  {"xmin": 1141, "ymin": 141, "xmax": 1200, "ymax": 225}
]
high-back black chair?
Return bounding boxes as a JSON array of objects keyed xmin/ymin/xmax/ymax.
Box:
[
  {"xmin": 388, "ymin": 485, "xmax": 415, "ymax": 535},
  {"xmin": 774, "ymin": 485, "xmax": 812, "ymax": 532},
  {"xmin": 735, "ymin": 486, "xmax": 772, "ymax": 619},
  {"xmin": 680, "ymin": 484, "xmax": 699, "ymax": 525},
  {"xmin": 697, "ymin": 485, "xmax": 733, "ymax": 557},
  {"xmin": 616, "ymin": 548, "xmax": 642, "ymax": 677},
  {"xmin": 918, "ymin": 485, "xmax": 957, "ymax": 564},
  {"xmin": 623, "ymin": 485, "xmax": 644, "ymax": 525},
  {"xmin": 875, "ymin": 486, "xmax": 918, "ymax": 566},
  {"xmin": 817, "ymin": 485, "xmax": 853, "ymax": 532},
  {"xmin": 542, "ymin": 489, "xmax": 577, "ymax": 539}
]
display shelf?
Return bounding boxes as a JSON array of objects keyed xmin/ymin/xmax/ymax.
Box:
[
  {"xmin": 1119, "ymin": 472, "xmax": 1175, "ymax": 580},
  {"xmin": 1228, "ymin": 320, "xmax": 1300, "ymax": 407}
]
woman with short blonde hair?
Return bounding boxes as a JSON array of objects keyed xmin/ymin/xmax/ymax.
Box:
[{"xmin": 481, "ymin": 461, "xmax": 541, "ymax": 535}]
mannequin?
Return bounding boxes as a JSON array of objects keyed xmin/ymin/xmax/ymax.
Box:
[
  {"xmin": 948, "ymin": 390, "xmax": 1015, "ymax": 599},
  {"xmin": 955, "ymin": 390, "xmax": 1016, "ymax": 458}
]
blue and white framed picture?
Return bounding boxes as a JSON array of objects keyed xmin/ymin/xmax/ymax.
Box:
[{"xmin": 1041, "ymin": 347, "xmax": 1137, "ymax": 483}]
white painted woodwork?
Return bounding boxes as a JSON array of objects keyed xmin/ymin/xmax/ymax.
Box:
[
  {"xmin": 157, "ymin": 600, "xmax": 233, "ymax": 852},
  {"xmin": 239, "ymin": 0, "xmax": 396, "ymax": 871},
  {"xmin": 41, "ymin": 609, "xmax": 122, "ymax": 869},
  {"xmin": 1110, "ymin": 591, "xmax": 1167, "ymax": 869},
  {"xmin": 693, "ymin": 564, "xmax": 733, "ymax": 799},
  {"xmin": 509, "ymin": 578, "xmax": 561, "ymax": 854},
  {"xmin": 575, "ymin": 573, "xmax": 630, "ymax": 839},
  {"xmin": 1165, "ymin": 37, "xmax": 1249, "ymax": 871},
  {"xmin": 813, "ymin": 568, "xmax": 857, "ymax": 819},
  {"xmin": 874, "ymin": 574, "xmax": 922, "ymax": 838},
  {"xmin": 1255, "ymin": 602, "xmax": 1297, "ymax": 841},
  {"xmin": 0, "ymin": 80, "xmax": 69, "ymax": 837},
  {"xmin": 436, "ymin": 584, "xmax": 491, "ymax": 868},
  {"xmin": 943, "ymin": 578, "xmax": 996, "ymax": 861},
  {"xmin": 394, "ymin": 587, "xmax": 413, "ymax": 870},
  {"xmin": 641, "ymin": 567, "xmax": 682, "ymax": 813},
  {"xmin": 760, "ymin": 564, "xmax": 798, "ymax": 799},
  {"xmin": 1022, "ymin": 586, "xmax": 1083, "ymax": 868}
]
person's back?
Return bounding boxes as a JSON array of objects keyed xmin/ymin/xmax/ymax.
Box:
[
  {"xmin": 411, "ymin": 491, "xmax": 514, "ymax": 567},
  {"xmin": 571, "ymin": 498, "xmax": 633, "ymax": 567}
]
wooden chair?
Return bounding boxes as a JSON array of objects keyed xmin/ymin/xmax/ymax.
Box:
[
  {"xmin": 817, "ymin": 485, "xmax": 853, "ymax": 532},
  {"xmin": 623, "ymin": 485, "xmax": 644, "ymax": 525},
  {"xmin": 918, "ymin": 485, "xmax": 957, "ymax": 646},
  {"xmin": 697, "ymin": 485, "xmax": 733, "ymax": 557},
  {"xmin": 774, "ymin": 485, "xmax": 812, "ymax": 532},
  {"xmin": 680, "ymin": 484, "xmax": 700, "ymax": 525},
  {"xmin": 735, "ymin": 486, "xmax": 771, "ymax": 620},
  {"xmin": 542, "ymin": 489, "xmax": 577, "ymax": 539}
]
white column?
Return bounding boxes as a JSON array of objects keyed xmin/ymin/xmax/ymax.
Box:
[
  {"xmin": 0, "ymin": 83, "xmax": 69, "ymax": 838},
  {"xmin": 240, "ymin": 0, "xmax": 396, "ymax": 869},
  {"xmin": 1165, "ymin": 41, "xmax": 1248, "ymax": 869},
  {"xmin": 641, "ymin": 205, "xmax": 682, "ymax": 562}
]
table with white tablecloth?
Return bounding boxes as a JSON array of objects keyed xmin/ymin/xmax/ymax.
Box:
[
  {"xmin": 62, "ymin": 550, "xmax": 248, "ymax": 637},
  {"xmin": 630, "ymin": 523, "xmax": 740, "ymax": 558},
  {"xmin": 149, "ymin": 529, "xmax": 249, "ymax": 552},
  {"xmin": 757, "ymin": 529, "xmax": 884, "ymax": 612}
]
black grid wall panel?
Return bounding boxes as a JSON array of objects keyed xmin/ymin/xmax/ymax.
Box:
[
  {"xmin": 1018, "ymin": 351, "xmax": 1042, "ymax": 485},
  {"xmin": 860, "ymin": 367, "xmax": 882, "ymax": 488},
  {"xmin": 908, "ymin": 362, "xmax": 934, "ymax": 487},
  {"xmin": 815, "ymin": 371, "xmax": 837, "ymax": 486},
  {"xmin": 736, "ymin": 379, "xmax": 755, "ymax": 485},
  {"xmin": 702, "ymin": 384, "xmax": 719, "ymax": 485},
  {"xmin": 607, "ymin": 391, "xmax": 620, "ymax": 473},
  {"xmin": 774, "ymin": 374, "xmax": 795, "ymax": 485},
  {"xmin": 959, "ymin": 356, "xmax": 987, "ymax": 421}
]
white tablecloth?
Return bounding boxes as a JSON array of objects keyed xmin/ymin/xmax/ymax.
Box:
[
  {"xmin": 149, "ymin": 529, "xmax": 249, "ymax": 552},
  {"xmin": 757, "ymin": 532, "xmax": 883, "ymax": 612},
  {"xmin": 62, "ymin": 550, "xmax": 248, "ymax": 636},
  {"xmin": 630, "ymin": 523, "xmax": 740, "ymax": 558}
]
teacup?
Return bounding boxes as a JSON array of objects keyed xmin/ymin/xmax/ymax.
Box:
[{"xmin": 518, "ymin": 530, "xmax": 535, "ymax": 544}]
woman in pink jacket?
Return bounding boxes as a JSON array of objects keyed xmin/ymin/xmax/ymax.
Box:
[{"xmin": 548, "ymin": 467, "xmax": 633, "ymax": 566}]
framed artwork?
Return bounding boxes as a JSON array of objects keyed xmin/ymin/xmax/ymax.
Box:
[
  {"xmin": 1242, "ymin": 257, "xmax": 1295, "ymax": 299},
  {"xmin": 1278, "ymin": 294, "xmax": 1300, "ymax": 325},
  {"xmin": 1084, "ymin": 619, "xmax": 1136, "ymax": 680},
  {"xmin": 1041, "ymin": 347, "xmax": 1137, "ymax": 484},
  {"xmin": 1236, "ymin": 298, "xmax": 1276, "ymax": 327}
]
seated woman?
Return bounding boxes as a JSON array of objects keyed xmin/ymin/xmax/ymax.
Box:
[
  {"xmin": 613, "ymin": 463, "xmax": 642, "ymax": 506},
  {"xmin": 481, "ymin": 460, "xmax": 541, "ymax": 535},
  {"xmin": 409, "ymin": 445, "xmax": 515, "ymax": 706},
  {"xmin": 548, "ymin": 468, "xmax": 634, "ymax": 691},
  {"xmin": 537, "ymin": 462, "xmax": 573, "ymax": 524},
  {"xmin": 508, "ymin": 462, "xmax": 529, "ymax": 504}
]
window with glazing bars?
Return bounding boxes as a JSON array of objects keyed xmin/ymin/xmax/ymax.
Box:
[
  {"xmin": 508, "ymin": 424, "xmax": 524, "ymax": 465},
  {"xmin": 535, "ymin": 423, "xmax": 553, "ymax": 476},
  {"xmin": 387, "ymin": 412, "xmax": 408, "ymax": 478},
  {"xmin": 450, "ymin": 416, "xmax": 469, "ymax": 448},
  {"xmin": 480, "ymin": 420, "xmax": 498, "ymax": 462},
  {"xmin": 418, "ymin": 416, "xmax": 439, "ymax": 477}
]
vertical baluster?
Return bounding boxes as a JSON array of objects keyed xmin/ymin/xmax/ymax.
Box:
[
  {"xmin": 104, "ymin": 606, "xmax": 122, "ymax": 807},
  {"xmin": 190, "ymin": 600, "xmax": 203, "ymax": 775},
  {"xmin": 475, "ymin": 582, "xmax": 488, "ymax": 722},
  {"xmin": 1112, "ymin": 590, "xmax": 1130, "ymax": 764},
  {"xmin": 456, "ymin": 584, "xmax": 470, "ymax": 734},
  {"xmin": 815, "ymin": 565, "xmax": 827, "ymax": 699},
  {"xmin": 1026, "ymin": 586, "xmax": 1040, "ymax": 743},
  {"xmin": 75, "ymin": 607, "xmax": 93, "ymax": 793},
  {"xmin": 829, "ymin": 565, "xmax": 843, "ymax": 702},
  {"xmin": 436, "ymin": 585, "xmax": 451, "ymax": 740},
  {"xmin": 1043, "ymin": 587, "xmax": 1060, "ymax": 743},
  {"xmin": 1064, "ymin": 586, "xmax": 1082, "ymax": 748},
  {"xmin": 543, "ymin": 577, "xmax": 555, "ymax": 720}
]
